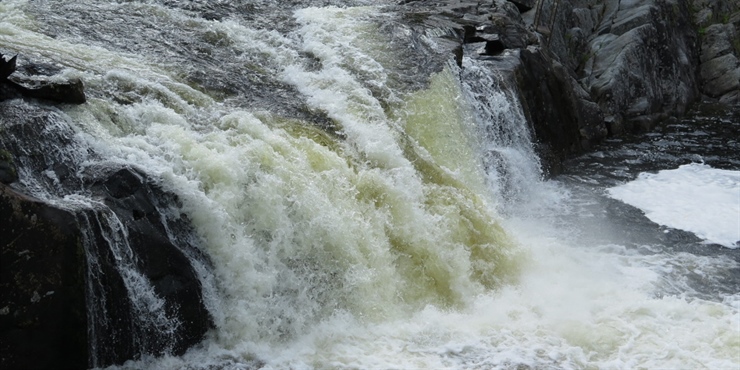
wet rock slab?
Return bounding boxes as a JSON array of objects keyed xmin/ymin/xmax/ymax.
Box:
[
  {"xmin": 0, "ymin": 101, "xmax": 213, "ymax": 368},
  {"xmin": 1, "ymin": 53, "xmax": 86, "ymax": 104}
]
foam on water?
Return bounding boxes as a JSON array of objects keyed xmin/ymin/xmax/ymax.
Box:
[
  {"xmin": 117, "ymin": 193, "xmax": 740, "ymax": 369},
  {"xmin": 608, "ymin": 163, "xmax": 740, "ymax": 248}
]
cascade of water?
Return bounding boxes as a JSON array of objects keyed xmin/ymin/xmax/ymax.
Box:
[
  {"xmin": 2, "ymin": 1, "xmax": 738, "ymax": 369},
  {"xmin": 0, "ymin": 100, "xmax": 213, "ymax": 366},
  {"xmin": 460, "ymin": 58, "xmax": 543, "ymax": 211}
]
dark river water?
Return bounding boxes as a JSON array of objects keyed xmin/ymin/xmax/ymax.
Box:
[{"xmin": 554, "ymin": 106, "xmax": 740, "ymax": 302}]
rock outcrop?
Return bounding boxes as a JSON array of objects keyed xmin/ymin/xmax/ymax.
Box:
[
  {"xmin": 693, "ymin": 0, "xmax": 740, "ymax": 104},
  {"xmin": 0, "ymin": 184, "xmax": 88, "ymax": 370},
  {"xmin": 403, "ymin": 0, "xmax": 734, "ymax": 174},
  {"xmin": 0, "ymin": 101, "xmax": 213, "ymax": 368},
  {"xmin": 0, "ymin": 53, "xmax": 86, "ymax": 104}
]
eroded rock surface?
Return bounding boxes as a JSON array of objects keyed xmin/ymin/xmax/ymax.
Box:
[
  {"xmin": 0, "ymin": 53, "xmax": 86, "ymax": 104},
  {"xmin": 0, "ymin": 101, "xmax": 213, "ymax": 368},
  {"xmin": 403, "ymin": 0, "xmax": 736, "ymax": 173}
]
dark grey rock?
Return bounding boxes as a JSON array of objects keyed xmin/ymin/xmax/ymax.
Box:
[
  {"xmin": 1, "ymin": 54, "xmax": 86, "ymax": 104},
  {"xmin": 0, "ymin": 53, "xmax": 16, "ymax": 80},
  {"xmin": 8, "ymin": 76, "xmax": 86, "ymax": 104},
  {"xmin": 512, "ymin": 48, "xmax": 604, "ymax": 174},
  {"xmin": 86, "ymin": 166, "xmax": 214, "ymax": 366},
  {"xmin": 0, "ymin": 151, "xmax": 17, "ymax": 184},
  {"xmin": 0, "ymin": 184, "xmax": 88, "ymax": 370},
  {"xmin": 575, "ymin": 0, "xmax": 698, "ymax": 131},
  {"xmin": 697, "ymin": 20, "xmax": 740, "ymax": 102},
  {"xmin": 507, "ymin": 0, "xmax": 535, "ymax": 13},
  {"xmin": 609, "ymin": 3, "xmax": 655, "ymax": 36},
  {"xmin": 0, "ymin": 101, "xmax": 213, "ymax": 368},
  {"xmin": 700, "ymin": 24, "xmax": 736, "ymax": 63},
  {"xmin": 571, "ymin": 8, "xmax": 597, "ymax": 34},
  {"xmin": 719, "ymin": 89, "xmax": 740, "ymax": 105}
]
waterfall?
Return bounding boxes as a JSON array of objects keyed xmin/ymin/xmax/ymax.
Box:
[
  {"xmin": 460, "ymin": 57, "xmax": 543, "ymax": 211},
  {"xmin": 1, "ymin": 1, "xmax": 738, "ymax": 369}
]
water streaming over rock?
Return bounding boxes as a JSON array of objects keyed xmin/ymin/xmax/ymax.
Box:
[{"xmin": 1, "ymin": 1, "xmax": 738, "ymax": 369}]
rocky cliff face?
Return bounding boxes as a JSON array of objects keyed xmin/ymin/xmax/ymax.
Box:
[
  {"xmin": 0, "ymin": 184, "xmax": 88, "ymax": 370},
  {"xmin": 571, "ymin": 0, "xmax": 699, "ymax": 134},
  {"xmin": 693, "ymin": 0, "xmax": 740, "ymax": 104},
  {"xmin": 404, "ymin": 0, "xmax": 737, "ymax": 173}
]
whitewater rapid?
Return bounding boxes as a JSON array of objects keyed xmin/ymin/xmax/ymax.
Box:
[{"xmin": 1, "ymin": 1, "xmax": 738, "ymax": 369}]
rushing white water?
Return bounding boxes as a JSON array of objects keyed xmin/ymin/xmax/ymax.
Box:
[
  {"xmin": 608, "ymin": 163, "xmax": 740, "ymax": 249},
  {"xmin": 1, "ymin": 1, "xmax": 739, "ymax": 369}
]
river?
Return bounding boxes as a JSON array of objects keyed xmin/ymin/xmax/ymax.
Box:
[{"xmin": 0, "ymin": 1, "xmax": 738, "ymax": 369}]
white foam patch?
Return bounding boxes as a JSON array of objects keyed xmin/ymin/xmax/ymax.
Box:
[{"xmin": 608, "ymin": 163, "xmax": 740, "ymax": 248}]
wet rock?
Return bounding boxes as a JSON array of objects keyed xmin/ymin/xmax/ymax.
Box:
[
  {"xmin": 700, "ymin": 23, "xmax": 736, "ymax": 63},
  {"xmin": 697, "ymin": 21, "xmax": 740, "ymax": 104},
  {"xmin": 8, "ymin": 76, "xmax": 86, "ymax": 104},
  {"xmin": 0, "ymin": 150, "xmax": 17, "ymax": 184},
  {"xmin": 701, "ymin": 54, "xmax": 740, "ymax": 93},
  {"xmin": 83, "ymin": 166, "xmax": 214, "ymax": 367},
  {"xmin": 0, "ymin": 101, "xmax": 213, "ymax": 368},
  {"xmin": 513, "ymin": 48, "xmax": 604, "ymax": 174},
  {"xmin": 0, "ymin": 184, "xmax": 88, "ymax": 370},
  {"xmin": 573, "ymin": 0, "xmax": 699, "ymax": 131},
  {"xmin": 507, "ymin": 0, "xmax": 535, "ymax": 13},
  {"xmin": 0, "ymin": 53, "xmax": 17, "ymax": 80},
  {"xmin": 0, "ymin": 54, "xmax": 86, "ymax": 104}
]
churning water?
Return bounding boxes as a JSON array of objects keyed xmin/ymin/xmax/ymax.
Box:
[{"xmin": 1, "ymin": 1, "xmax": 738, "ymax": 369}]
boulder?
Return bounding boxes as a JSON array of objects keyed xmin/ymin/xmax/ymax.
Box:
[
  {"xmin": 697, "ymin": 21, "xmax": 740, "ymax": 103},
  {"xmin": 700, "ymin": 54, "xmax": 740, "ymax": 95},
  {"xmin": 8, "ymin": 76, "xmax": 86, "ymax": 104},
  {"xmin": 0, "ymin": 53, "xmax": 16, "ymax": 80},
  {"xmin": 0, "ymin": 101, "xmax": 213, "ymax": 368},
  {"xmin": 700, "ymin": 23, "xmax": 737, "ymax": 63},
  {"xmin": 0, "ymin": 150, "xmax": 17, "ymax": 184},
  {"xmin": 507, "ymin": 0, "xmax": 535, "ymax": 13},
  {"xmin": 0, "ymin": 184, "xmax": 88, "ymax": 370},
  {"xmin": 89, "ymin": 166, "xmax": 214, "ymax": 365},
  {"xmin": 0, "ymin": 54, "xmax": 86, "ymax": 104}
]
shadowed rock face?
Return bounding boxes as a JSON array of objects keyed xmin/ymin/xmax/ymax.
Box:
[
  {"xmin": 1, "ymin": 53, "xmax": 86, "ymax": 104},
  {"xmin": 0, "ymin": 185, "xmax": 88, "ymax": 370},
  {"xmin": 0, "ymin": 101, "xmax": 213, "ymax": 369},
  {"xmin": 591, "ymin": 1, "xmax": 698, "ymax": 132},
  {"xmin": 403, "ymin": 0, "xmax": 731, "ymax": 174},
  {"xmin": 85, "ymin": 166, "xmax": 214, "ymax": 367},
  {"xmin": 694, "ymin": 0, "xmax": 740, "ymax": 105},
  {"xmin": 0, "ymin": 53, "xmax": 16, "ymax": 80}
]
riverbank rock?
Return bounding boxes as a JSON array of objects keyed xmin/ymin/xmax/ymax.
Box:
[
  {"xmin": 406, "ymin": 0, "xmax": 730, "ymax": 173},
  {"xmin": 566, "ymin": 0, "xmax": 699, "ymax": 134},
  {"xmin": 0, "ymin": 101, "xmax": 213, "ymax": 368},
  {"xmin": 0, "ymin": 150, "xmax": 17, "ymax": 184},
  {"xmin": 0, "ymin": 184, "xmax": 88, "ymax": 370},
  {"xmin": 0, "ymin": 53, "xmax": 16, "ymax": 80},
  {"xmin": 693, "ymin": 0, "xmax": 740, "ymax": 104},
  {"xmin": 0, "ymin": 54, "xmax": 86, "ymax": 104},
  {"xmin": 86, "ymin": 165, "xmax": 214, "ymax": 366}
]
